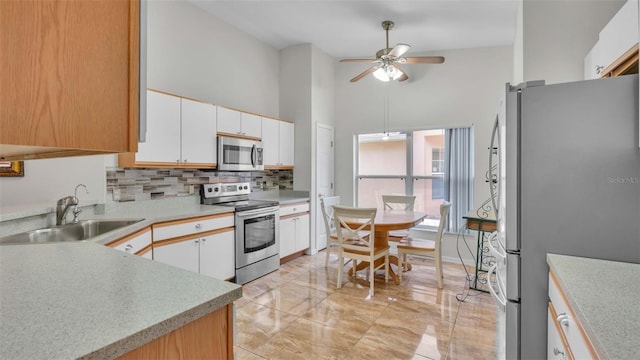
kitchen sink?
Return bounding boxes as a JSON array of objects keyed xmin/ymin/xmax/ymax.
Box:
[{"xmin": 0, "ymin": 219, "xmax": 144, "ymax": 245}]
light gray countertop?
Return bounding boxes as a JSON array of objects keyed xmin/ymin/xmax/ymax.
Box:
[
  {"xmin": 0, "ymin": 199, "xmax": 243, "ymax": 359},
  {"xmin": 547, "ymin": 254, "xmax": 640, "ymax": 360}
]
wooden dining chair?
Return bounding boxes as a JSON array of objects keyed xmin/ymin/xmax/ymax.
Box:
[
  {"xmin": 382, "ymin": 195, "xmax": 416, "ymax": 241},
  {"xmin": 319, "ymin": 195, "xmax": 341, "ymax": 267},
  {"xmin": 332, "ymin": 205, "xmax": 389, "ymax": 297},
  {"xmin": 397, "ymin": 201, "xmax": 451, "ymax": 288}
]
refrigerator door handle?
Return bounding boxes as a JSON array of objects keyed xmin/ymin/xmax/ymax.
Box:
[
  {"xmin": 487, "ymin": 263, "xmax": 507, "ymax": 309},
  {"xmin": 488, "ymin": 116, "xmax": 500, "ymax": 216}
]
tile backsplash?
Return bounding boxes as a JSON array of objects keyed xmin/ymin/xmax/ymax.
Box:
[{"xmin": 106, "ymin": 168, "xmax": 293, "ymax": 202}]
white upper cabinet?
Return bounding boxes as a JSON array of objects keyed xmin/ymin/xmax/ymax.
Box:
[
  {"xmin": 262, "ymin": 117, "xmax": 279, "ymax": 166},
  {"xmin": 599, "ymin": 0, "xmax": 638, "ymax": 70},
  {"xmin": 137, "ymin": 91, "xmax": 181, "ymax": 163},
  {"xmin": 181, "ymin": 98, "xmax": 217, "ymax": 165},
  {"xmin": 587, "ymin": 0, "xmax": 639, "ymax": 78},
  {"xmin": 262, "ymin": 117, "xmax": 294, "ymax": 168},
  {"xmin": 279, "ymin": 121, "xmax": 295, "ymax": 166},
  {"xmin": 241, "ymin": 113, "xmax": 262, "ymax": 138},
  {"xmin": 217, "ymin": 107, "xmax": 262, "ymax": 138},
  {"xmin": 134, "ymin": 90, "xmax": 216, "ymax": 167}
]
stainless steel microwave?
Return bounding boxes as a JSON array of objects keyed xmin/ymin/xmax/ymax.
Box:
[{"xmin": 217, "ymin": 136, "xmax": 264, "ymax": 171}]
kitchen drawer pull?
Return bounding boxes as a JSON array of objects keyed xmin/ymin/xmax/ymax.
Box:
[
  {"xmin": 195, "ymin": 223, "xmax": 202, "ymax": 229},
  {"xmin": 556, "ymin": 313, "xmax": 570, "ymax": 327},
  {"xmin": 124, "ymin": 244, "xmax": 133, "ymax": 252}
]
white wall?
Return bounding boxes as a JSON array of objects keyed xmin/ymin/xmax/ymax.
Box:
[
  {"xmin": 334, "ymin": 46, "xmax": 513, "ymax": 212},
  {"xmin": 522, "ymin": 0, "xmax": 625, "ymax": 84},
  {"xmin": 0, "ymin": 155, "xmax": 108, "ymax": 209},
  {"xmin": 147, "ymin": 1, "xmax": 280, "ymax": 117}
]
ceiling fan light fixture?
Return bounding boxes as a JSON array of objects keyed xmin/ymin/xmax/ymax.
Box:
[
  {"xmin": 373, "ymin": 67, "xmax": 391, "ymax": 82},
  {"xmin": 373, "ymin": 64, "xmax": 402, "ymax": 82}
]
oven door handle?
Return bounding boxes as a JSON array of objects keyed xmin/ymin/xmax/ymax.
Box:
[{"xmin": 236, "ymin": 207, "xmax": 279, "ymax": 218}]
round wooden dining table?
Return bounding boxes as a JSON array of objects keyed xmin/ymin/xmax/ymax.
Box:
[{"xmin": 342, "ymin": 209, "xmax": 427, "ymax": 284}]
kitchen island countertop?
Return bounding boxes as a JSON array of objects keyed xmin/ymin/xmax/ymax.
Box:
[{"xmin": 547, "ymin": 253, "xmax": 640, "ymax": 360}]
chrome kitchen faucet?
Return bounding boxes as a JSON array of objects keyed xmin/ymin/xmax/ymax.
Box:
[{"xmin": 56, "ymin": 184, "xmax": 89, "ymax": 225}]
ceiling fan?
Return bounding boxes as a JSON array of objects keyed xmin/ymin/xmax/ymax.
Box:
[{"xmin": 340, "ymin": 20, "xmax": 445, "ymax": 83}]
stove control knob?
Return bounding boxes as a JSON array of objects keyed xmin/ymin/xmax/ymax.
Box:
[
  {"xmin": 214, "ymin": 187, "xmax": 220, "ymax": 192},
  {"xmin": 207, "ymin": 187, "xmax": 213, "ymax": 193},
  {"xmin": 244, "ymin": 185, "xmax": 248, "ymax": 190}
]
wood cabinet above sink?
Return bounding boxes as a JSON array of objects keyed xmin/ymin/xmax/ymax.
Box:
[{"xmin": 0, "ymin": 0, "xmax": 140, "ymax": 161}]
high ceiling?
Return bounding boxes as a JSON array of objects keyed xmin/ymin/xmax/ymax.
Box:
[{"xmin": 189, "ymin": 0, "xmax": 520, "ymax": 59}]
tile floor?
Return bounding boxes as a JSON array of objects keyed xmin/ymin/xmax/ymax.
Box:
[{"xmin": 234, "ymin": 251, "xmax": 497, "ymax": 360}]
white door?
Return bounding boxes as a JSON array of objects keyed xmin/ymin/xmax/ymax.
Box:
[
  {"xmin": 241, "ymin": 113, "xmax": 262, "ymax": 138},
  {"xmin": 216, "ymin": 107, "xmax": 241, "ymax": 135},
  {"xmin": 315, "ymin": 123, "xmax": 334, "ymax": 251},
  {"xmin": 279, "ymin": 216, "xmax": 296, "ymax": 258},
  {"xmin": 279, "ymin": 121, "xmax": 295, "ymax": 166}
]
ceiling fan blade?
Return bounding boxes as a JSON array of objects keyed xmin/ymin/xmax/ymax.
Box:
[
  {"xmin": 350, "ymin": 66, "xmax": 379, "ymax": 82},
  {"xmin": 395, "ymin": 65, "xmax": 409, "ymax": 82},
  {"xmin": 339, "ymin": 58, "xmax": 377, "ymax": 63},
  {"xmin": 402, "ymin": 56, "xmax": 445, "ymax": 64},
  {"xmin": 388, "ymin": 43, "xmax": 411, "ymax": 58}
]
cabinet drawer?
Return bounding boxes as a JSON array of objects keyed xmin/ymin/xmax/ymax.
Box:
[
  {"xmin": 107, "ymin": 227, "xmax": 152, "ymax": 255},
  {"xmin": 153, "ymin": 213, "xmax": 234, "ymax": 241},
  {"xmin": 548, "ymin": 272, "xmax": 597, "ymax": 360},
  {"xmin": 279, "ymin": 202, "xmax": 309, "ymax": 217}
]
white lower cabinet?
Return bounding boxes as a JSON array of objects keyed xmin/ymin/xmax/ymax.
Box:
[
  {"xmin": 106, "ymin": 227, "xmax": 153, "ymax": 258},
  {"xmin": 547, "ymin": 272, "xmax": 597, "ymax": 360},
  {"xmin": 152, "ymin": 213, "xmax": 235, "ymax": 281},
  {"xmin": 279, "ymin": 202, "xmax": 310, "ymax": 259}
]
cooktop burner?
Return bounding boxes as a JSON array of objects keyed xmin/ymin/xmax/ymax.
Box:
[{"xmin": 200, "ymin": 182, "xmax": 279, "ymax": 211}]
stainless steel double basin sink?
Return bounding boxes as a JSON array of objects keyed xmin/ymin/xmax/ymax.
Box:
[{"xmin": 0, "ymin": 219, "xmax": 144, "ymax": 245}]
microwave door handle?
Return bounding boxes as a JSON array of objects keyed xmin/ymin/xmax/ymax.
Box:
[{"xmin": 251, "ymin": 144, "xmax": 256, "ymax": 167}]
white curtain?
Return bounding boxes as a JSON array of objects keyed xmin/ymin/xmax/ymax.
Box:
[{"xmin": 444, "ymin": 127, "xmax": 474, "ymax": 232}]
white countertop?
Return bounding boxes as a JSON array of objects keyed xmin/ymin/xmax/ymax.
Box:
[{"xmin": 547, "ymin": 254, "xmax": 640, "ymax": 360}]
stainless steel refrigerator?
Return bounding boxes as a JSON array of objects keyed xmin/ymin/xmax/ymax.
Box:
[{"xmin": 486, "ymin": 74, "xmax": 640, "ymax": 360}]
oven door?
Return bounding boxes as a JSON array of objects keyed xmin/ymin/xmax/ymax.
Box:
[
  {"xmin": 218, "ymin": 136, "xmax": 264, "ymax": 171},
  {"xmin": 235, "ymin": 206, "xmax": 279, "ymax": 268}
]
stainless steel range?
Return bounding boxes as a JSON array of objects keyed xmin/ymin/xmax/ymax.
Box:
[{"xmin": 201, "ymin": 182, "xmax": 279, "ymax": 285}]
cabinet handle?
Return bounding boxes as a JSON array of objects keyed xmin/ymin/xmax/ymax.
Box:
[
  {"xmin": 183, "ymin": 159, "xmax": 188, "ymax": 163},
  {"xmin": 124, "ymin": 244, "xmax": 133, "ymax": 252},
  {"xmin": 553, "ymin": 347, "xmax": 565, "ymax": 358},
  {"xmin": 176, "ymin": 160, "xmax": 180, "ymax": 164},
  {"xmin": 556, "ymin": 313, "xmax": 569, "ymax": 327},
  {"xmin": 195, "ymin": 223, "xmax": 202, "ymax": 229},
  {"xmin": 195, "ymin": 240, "xmax": 199, "ymax": 244},
  {"xmin": 595, "ymin": 65, "xmax": 604, "ymax": 74},
  {"xmin": 201, "ymin": 239, "xmax": 207, "ymax": 243}
]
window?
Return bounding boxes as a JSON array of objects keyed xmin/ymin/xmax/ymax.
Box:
[{"xmin": 356, "ymin": 128, "xmax": 474, "ymax": 232}]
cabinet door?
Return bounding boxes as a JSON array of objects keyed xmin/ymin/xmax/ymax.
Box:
[
  {"xmin": 599, "ymin": 0, "xmax": 639, "ymax": 71},
  {"xmin": 241, "ymin": 113, "xmax": 262, "ymax": 138},
  {"xmin": 217, "ymin": 107, "xmax": 242, "ymax": 135},
  {"xmin": 0, "ymin": 0, "xmax": 138, "ymax": 158},
  {"xmin": 279, "ymin": 121, "xmax": 295, "ymax": 167},
  {"xmin": 137, "ymin": 91, "xmax": 181, "ymax": 163},
  {"xmin": 294, "ymin": 214, "xmax": 310, "ymax": 252},
  {"xmin": 199, "ymin": 229, "xmax": 235, "ymax": 280},
  {"xmin": 181, "ymin": 99, "xmax": 217, "ymax": 165},
  {"xmin": 153, "ymin": 239, "xmax": 199, "ymax": 274},
  {"xmin": 548, "ymin": 306, "xmax": 570, "ymax": 360},
  {"xmin": 279, "ymin": 217, "xmax": 296, "ymax": 258},
  {"xmin": 261, "ymin": 117, "xmax": 279, "ymax": 166}
]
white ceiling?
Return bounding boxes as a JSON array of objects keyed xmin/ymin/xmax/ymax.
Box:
[{"xmin": 189, "ymin": 0, "xmax": 520, "ymax": 59}]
